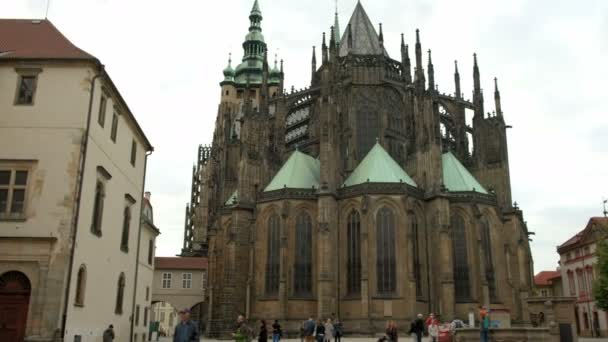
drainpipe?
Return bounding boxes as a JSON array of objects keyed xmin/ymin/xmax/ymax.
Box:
[
  {"xmin": 130, "ymin": 150, "xmax": 153, "ymax": 341},
  {"xmin": 61, "ymin": 64, "xmax": 105, "ymax": 337}
]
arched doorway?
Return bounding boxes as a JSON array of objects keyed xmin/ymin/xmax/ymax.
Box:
[
  {"xmin": 190, "ymin": 301, "xmax": 208, "ymax": 335},
  {"xmin": 0, "ymin": 271, "xmax": 31, "ymax": 342}
]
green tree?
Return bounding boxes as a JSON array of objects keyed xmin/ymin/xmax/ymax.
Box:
[{"xmin": 594, "ymin": 239, "xmax": 608, "ymax": 310}]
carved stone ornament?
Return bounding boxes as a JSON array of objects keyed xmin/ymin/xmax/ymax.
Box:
[
  {"xmin": 281, "ymin": 201, "xmax": 291, "ymax": 218},
  {"xmin": 361, "ymin": 194, "xmax": 370, "ymax": 213},
  {"xmin": 319, "ymin": 222, "xmax": 330, "ymax": 233}
]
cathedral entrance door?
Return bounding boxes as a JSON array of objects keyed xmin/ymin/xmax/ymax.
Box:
[{"xmin": 0, "ymin": 271, "xmax": 31, "ymax": 342}]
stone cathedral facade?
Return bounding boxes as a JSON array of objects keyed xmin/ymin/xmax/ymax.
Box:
[{"xmin": 182, "ymin": 0, "xmax": 535, "ymax": 336}]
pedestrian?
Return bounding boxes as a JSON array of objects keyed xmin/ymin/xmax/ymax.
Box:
[
  {"xmin": 173, "ymin": 308, "xmax": 199, "ymax": 342},
  {"xmin": 385, "ymin": 321, "xmax": 398, "ymax": 342},
  {"xmin": 408, "ymin": 314, "xmax": 424, "ymax": 342},
  {"xmin": 234, "ymin": 315, "xmax": 253, "ymax": 342},
  {"xmin": 272, "ymin": 320, "xmax": 282, "ymax": 342},
  {"xmin": 259, "ymin": 320, "xmax": 268, "ymax": 342},
  {"xmin": 333, "ymin": 318, "xmax": 343, "ymax": 342},
  {"xmin": 303, "ymin": 317, "xmax": 316, "ymax": 342},
  {"xmin": 324, "ymin": 319, "xmax": 334, "ymax": 342},
  {"xmin": 479, "ymin": 306, "xmax": 490, "ymax": 342},
  {"xmin": 102, "ymin": 324, "xmax": 114, "ymax": 342},
  {"xmin": 428, "ymin": 321, "xmax": 439, "ymax": 342},
  {"xmin": 425, "ymin": 313, "xmax": 437, "ymax": 332},
  {"xmin": 315, "ymin": 319, "xmax": 326, "ymax": 342}
]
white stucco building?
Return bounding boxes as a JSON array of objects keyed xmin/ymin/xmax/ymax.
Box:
[
  {"xmin": 0, "ymin": 19, "xmax": 155, "ymax": 341},
  {"xmin": 557, "ymin": 217, "xmax": 608, "ymax": 337}
]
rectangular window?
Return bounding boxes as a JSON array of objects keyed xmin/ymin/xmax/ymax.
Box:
[
  {"xmin": 147, "ymin": 240, "xmax": 154, "ymax": 265},
  {"xmin": 15, "ymin": 75, "xmax": 38, "ymax": 105},
  {"xmin": 182, "ymin": 273, "xmax": 192, "ymax": 289},
  {"xmin": 135, "ymin": 305, "xmax": 140, "ymax": 326},
  {"xmin": 202, "ymin": 270, "xmax": 207, "ymax": 290},
  {"xmin": 145, "ymin": 286, "xmax": 149, "ymax": 301},
  {"xmin": 160, "ymin": 312, "xmax": 165, "ymax": 321},
  {"xmin": 0, "ymin": 168, "xmax": 29, "ymax": 219},
  {"xmin": 143, "ymin": 307, "xmax": 148, "ymax": 326},
  {"xmin": 162, "ymin": 273, "xmax": 172, "ymax": 289},
  {"xmin": 130, "ymin": 140, "xmax": 137, "ymax": 166},
  {"xmin": 568, "ymin": 272, "xmax": 576, "ymax": 295},
  {"xmin": 98, "ymin": 95, "xmax": 107, "ymax": 127},
  {"xmin": 110, "ymin": 112, "xmax": 119, "ymax": 142}
]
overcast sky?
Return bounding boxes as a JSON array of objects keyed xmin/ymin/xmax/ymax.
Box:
[{"xmin": 5, "ymin": 0, "xmax": 607, "ymax": 273}]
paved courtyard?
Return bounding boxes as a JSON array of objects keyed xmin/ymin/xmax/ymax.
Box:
[{"xmin": 158, "ymin": 338, "xmax": 602, "ymax": 342}]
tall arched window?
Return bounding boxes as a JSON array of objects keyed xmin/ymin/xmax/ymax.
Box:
[
  {"xmin": 377, "ymin": 207, "xmax": 396, "ymax": 295},
  {"xmin": 265, "ymin": 214, "xmax": 280, "ymax": 295},
  {"xmin": 481, "ymin": 218, "xmax": 497, "ymax": 302},
  {"xmin": 115, "ymin": 272, "xmax": 125, "ymax": 314},
  {"xmin": 120, "ymin": 206, "xmax": 131, "ymax": 252},
  {"xmin": 294, "ymin": 213, "xmax": 312, "ymax": 296},
  {"xmin": 75, "ymin": 265, "xmax": 87, "ymax": 306},
  {"xmin": 347, "ymin": 210, "xmax": 361, "ymax": 295},
  {"xmin": 412, "ymin": 215, "xmax": 422, "ymax": 296},
  {"xmin": 452, "ymin": 215, "xmax": 471, "ymax": 301},
  {"xmin": 91, "ymin": 181, "xmax": 105, "ymax": 236}
]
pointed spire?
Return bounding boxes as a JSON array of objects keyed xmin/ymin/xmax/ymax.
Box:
[
  {"xmin": 347, "ymin": 23, "xmax": 353, "ymax": 49},
  {"xmin": 311, "ymin": 46, "xmax": 317, "ymax": 82},
  {"xmin": 334, "ymin": 0, "xmax": 341, "ymax": 44},
  {"xmin": 322, "ymin": 32, "xmax": 329, "ymax": 63},
  {"xmin": 414, "ymin": 29, "xmax": 425, "ymax": 91},
  {"xmin": 494, "ymin": 77, "xmax": 502, "ymax": 116},
  {"xmin": 279, "ymin": 59, "xmax": 284, "ymax": 93},
  {"xmin": 330, "ymin": 25, "xmax": 336, "ymax": 51},
  {"xmin": 401, "ymin": 34, "xmax": 412, "ymax": 84},
  {"xmin": 454, "ymin": 60, "xmax": 461, "ymax": 98},
  {"xmin": 427, "ymin": 49, "xmax": 435, "ymax": 92},
  {"xmin": 378, "ymin": 23, "xmax": 384, "ymax": 45},
  {"xmin": 473, "ymin": 53, "xmax": 480, "ymax": 91},
  {"xmin": 473, "ymin": 53, "xmax": 484, "ymax": 118}
]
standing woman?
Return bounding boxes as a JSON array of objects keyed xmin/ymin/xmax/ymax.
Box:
[
  {"xmin": 272, "ymin": 320, "xmax": 282, "ymax": 342},
  {"xmin": 386, "ymin": 321, "xmax": 398, "ymax": 342},
  {"xmin": 315, "ymin": 319, "xmax": 326, "ymax": 342},
  {"xmin": 428, "ymin": 321, "xmax": 439, "ymax": 342},
  {"xmin": 259, "ymin": 320, "xmax": 268, "ymax": 342},
  {"xmin": 333, "ymin": 318, "xmax": 343, "ymax": 342},
  {"xmin": 324, "ymin": 319, "xmax": 334, "ymax": 342}
]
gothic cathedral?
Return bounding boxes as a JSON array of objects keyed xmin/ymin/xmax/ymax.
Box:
[{"xmin": 182, "ymin": 0, "xmax": 535, "ymax": 336}]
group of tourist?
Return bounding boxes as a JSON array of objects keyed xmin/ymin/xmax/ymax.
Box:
[
  {"xmin": 300, "ymin": 316, "xmax": 344, "ymax": 342},
  {"xmin": 382, "ymin": 313, "xmax": 440, "ymax": 342}
]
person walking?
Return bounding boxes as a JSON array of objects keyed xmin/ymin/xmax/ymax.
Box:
[
  {"xmin": 333, "ymin": 318, "xmax": 343, "ymax": 342},
  {"xmin": 479, "ymin": 306, "xmax": 490, "ymax": 342},
  {"xmin": 428, "ymin": 321, "xmax": 439, "ymax": 342},
  {"xmin": 234, "ymin": 315, "xmax": 253, "ymax": 342},
  {"xmin": 173, "ymin": 308, "xmax": 199, "ymax": 342},
  {"xmin": 303, "ymin": 317, "xmax": 316, "ymax": 342},
  {"xmin": 102, "ymin": 325, "xmax": 114, "ymax": 342},
  {"xmin": 323, "ymin": 319, "xmax": 334, "ymax": 342},
  {"xmin": 272, "ymin": 320, "xmax": 282, "ymax": 342},
  {"xmin": 315, "ymin": 319, "xmax": 326, "ymax": 342},
  {"xmin": 259, "ymin": 320, "xmax": 268, "ymax": 342},
  {"xmin": 408, "ymin": 314, "xmax": 425, "ymax": 342},
  {"xmin": 385, "ymin": 321, "xmax": 398, "ymax": 342}
]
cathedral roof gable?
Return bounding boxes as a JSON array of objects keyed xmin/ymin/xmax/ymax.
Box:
[
  {"xmin": 264, "ymin": 150, "xmax": 321, "ymax": 192},
  {"xmin": 442, "ymin": 152, "xmax": 488, "ymax": 194},
  {"xmin": 343, "ymin": 142, "xmax": 417, "ymax": 187},
  {"xmin": 339, "ymin": 1, "xmax": 389, "ymax": 57}
]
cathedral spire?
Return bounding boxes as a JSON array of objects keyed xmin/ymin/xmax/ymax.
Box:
[
  {"xmin": 312, "ymin": 46, "xmax": 317, "ymax": 81},
  {"xmin": 347, "ymin": 23, "xmax": 353, "ymax": 50},
  {"xmin": 414, "ymin": 29, "xmax": 425, "ymax": 91},
  {"xmin": 401, "ymin": 34, "xmax": 412, "ymax": 84},
  {"xmin": 494, "ymin": 77, "xmax": 502, "ymax": 116},
  {"xmin": 378, "ymin": 23, "xmax": 384, "ymax": 47},
  {"xmin": 454, "ymin": 60, "xmax": 461, "ymax": 98},
  {"xmin": 322, "ymin": 32, "xmax": 329, "ymax": 63},
  {"xmin": 473, "ymin": 53, "xmax": 481, "ymax": 92},
  {"xmin": 427, "ymin": 49, "xmax": 435, "ymax": 92},
  {"xmin": 334, "ymin": 0, "xmax": 341, "ymax": 44},
  {"xmin": 473, "ymin": 53, "xmax": 484, "ymax": 117},
  {"xmin": 330, "ymin": 25, "xmax": 337, "ymax": 54}
]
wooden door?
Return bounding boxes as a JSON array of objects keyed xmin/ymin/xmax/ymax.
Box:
[{"xmin": 0, "ymin": 271, "xmax": 31, "ymax": 342}]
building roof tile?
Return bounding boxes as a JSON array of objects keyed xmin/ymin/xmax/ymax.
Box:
[
  {"xmin": 442, "ymin": 152, "xmax": 488, "ymax": 194},
  {"xmin": 558, "ymin": 217, "xmax": 608, "ymax": 252},
  {"xmin": 534, "ymin": 271, "xmax": 561, "ymax": 286},
  {"xmin": 0, "ymin": 19, "xmax": 95, "ymax": 60},
  {"xmin": 155, "ymin": 257, "xmax": 208, "ymax": 270},
  {"xmin": 344, "ymin": 142, "xmax": 417, "ymax": 187},
  {"xmin": 264, "ymin": 150, "xmax": 321, "ymax": 192}
]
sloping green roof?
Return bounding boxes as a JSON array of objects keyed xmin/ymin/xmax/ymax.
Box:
[
  {"xmin": 442, "ymin": 152, "xmax": 488, "ymax": 194},
  {"xmin": 343, "ymin": 142, "xmax": 417, "ymax": 187},
  {"xmin": 225, "ymin": 190, "xmax": 238, "ymax": 206},
  {"xmin": 264, "ymin": 150, "xmax": 321, "ymax": 192}
]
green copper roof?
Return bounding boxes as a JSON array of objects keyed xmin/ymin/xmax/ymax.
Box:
[
  {"xmin": 264, "ymin": 150, "xmax": 321, "ymax": 192},
  {"xmin": 442, "ymin": 152, "xmax": 488, "ymax": 194},
  {"xmin": 343, "ymin": 142, "xmax": 417, "ymax": 187},
  {"xmin": 225, "ymin": 190, "xmax": 238, "ymax": 205}
]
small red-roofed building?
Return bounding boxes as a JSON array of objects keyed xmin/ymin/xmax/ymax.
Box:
[{"xmin": 534, "ymin": 270, "xmax": 563, "ymax": 297}]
